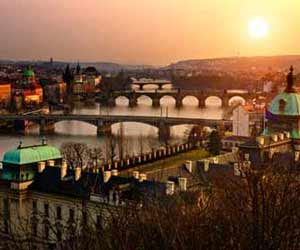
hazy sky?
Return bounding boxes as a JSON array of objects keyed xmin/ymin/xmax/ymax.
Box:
[{"xmin": 0, "ymin": 0, "xmax": 300, "ymax": 65}]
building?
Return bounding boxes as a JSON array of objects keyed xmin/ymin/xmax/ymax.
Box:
[
  {"xmin": 239, "ymin": 66, "xmax": 300, "ymax": 164},
  {"xmin": 232, "ymin": 104, "xmax": 264, "ymax": 138},
  {"xmin": 13, "ymin": 69, "xmax": 43, "ymax": 108},
  {"xmin": 0, "ymin": 136, "xmax": 243, "ymax": 249},
  {"xmin": 232, "ymin": 105, "xmax": 249, "ymax": 136},
  {"xmin": 0, "ymin": 83, "xmax": 11, "ymax": 108}
]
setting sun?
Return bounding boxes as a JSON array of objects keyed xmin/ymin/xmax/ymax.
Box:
[{"xmin": 248, "ymin": 17, "xmax": 269, "ymax": 39}]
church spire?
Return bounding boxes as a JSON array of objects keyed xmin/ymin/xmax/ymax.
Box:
[
  {"xmin": 285, "ymin": 65, "xmax": 295, "ymax": 93},
  {"xmin": 76, "ymin": 61, "xmax": 81, "ymax": 75}
]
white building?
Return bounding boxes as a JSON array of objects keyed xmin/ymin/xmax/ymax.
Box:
[{"xmin": 232, "ymin": 105, "xmax": 250, "ymax": 137}]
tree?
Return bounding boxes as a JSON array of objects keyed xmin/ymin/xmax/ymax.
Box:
[
  {"xmin": 104, "ymin": 134, "xmax": 118, "ymax": 164},
  {"xmin": 62, "ymin": 64, "xmax": 74, "ymax": 103},
  {"xmin": 61, "ymin": 142, "xmax": 90, "ymax": 169},
  {"xmin": 207, "ymin": 130, "xmax": 222, "ymax": 155}
]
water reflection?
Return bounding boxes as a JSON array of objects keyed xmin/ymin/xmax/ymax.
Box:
[{"xmin": 0, "ymin": 94, "xmax": 224, "ymax": 159}]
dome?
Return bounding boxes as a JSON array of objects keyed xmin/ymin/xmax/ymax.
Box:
[
  {"xmin": 268, "ymin": 92, "xmax": 300, "ymax": 116},
  {"xmin": 23, "ymin": 69, "xmax": 35, "ymax": 78},
  {"xmin": 2, "ymin": 145, "xmax": 62, "ymax": 165}
]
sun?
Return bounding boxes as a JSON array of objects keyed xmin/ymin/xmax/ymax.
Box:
[{"xmin": 248, "ymin": 17, "xmax": 269, "ymax": 39}]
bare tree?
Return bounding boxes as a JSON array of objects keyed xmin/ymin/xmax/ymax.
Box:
[{"xmin": 61, "ymin": 142, "xmax": 90, "ymax": 169}]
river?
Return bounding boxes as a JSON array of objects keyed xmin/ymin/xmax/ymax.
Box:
[{"xmin": 0, "ymin": 84, "xmax": 242, "ymax": 159}]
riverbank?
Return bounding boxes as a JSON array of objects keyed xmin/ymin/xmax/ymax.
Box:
[{"xmin": 121, "ymin": 148, "xmax": 209, "ymax": 176}]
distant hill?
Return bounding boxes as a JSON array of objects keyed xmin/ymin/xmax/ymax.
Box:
[
  {"xmin": 70, "ymin": 62, "xmax": 155, "ymax": 72},
  {"xmin": 0, "ymin": 60, "xmax": 155, "ymax": 72},
  {"xmin": 166, "ymin": 55, "xmax": 300, "ymax": 72}
]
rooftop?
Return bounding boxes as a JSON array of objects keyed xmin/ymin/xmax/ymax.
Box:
[
  {"xmin": 2, "ymin": 143, "xmax": 62, "ymax": 165},
  {"xmin": 23, "ymin": 69, "xmax": 35, "ymax": 78}
]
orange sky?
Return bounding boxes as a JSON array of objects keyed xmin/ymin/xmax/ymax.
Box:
[{"xmin": 0, "ymin": 0, "xmax": 299, "ymax": 65}]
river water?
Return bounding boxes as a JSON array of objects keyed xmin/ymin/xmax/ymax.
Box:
[{"xmin": 0, "ymin": 84, "xmax": 242, "ymax": 159}]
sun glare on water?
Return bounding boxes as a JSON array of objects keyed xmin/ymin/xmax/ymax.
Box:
[{"xmin": 248, "ymin": 17, "xmax": 269, "ymax": 39}]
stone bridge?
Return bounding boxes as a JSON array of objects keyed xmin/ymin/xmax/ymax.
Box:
[
  {"xmin": 131, "ymin": 80, "xmax": 171, "ymax": 90},
  {"xmin": 1, "ymin": 114, "xmax": 232, "ymax": 140},
  {"xmin": 105, "ymin": 89, "xmax": 262, "ymax": 108}
]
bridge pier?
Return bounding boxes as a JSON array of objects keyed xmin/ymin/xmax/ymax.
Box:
[
  {"xmin": 108, "ymin": 98, "xmax": 116, "ymax": 107},
  {"xmin": 175, "ymin": 98, "xmax": 183, "ymax": 108},
  {"xmin": 40, "ymin": 120, "xmax": 55, "ymax": 135},
  {"xmin": 222, "ymin": 96, "xmax": 229, "ymax": 108},
  {"xmin": 199, "ymin": 98, "xmax": 206, "ymax": 109},
  {"xmin": 97, "ymin": 122, "xmax": 112, "ymax": 137},
  {"xmin": 152, "ymin": 97, "xmax": 160, "ymax": 108},
  {"xmin": 158, "ymin": 123, "xmax": 170, "ymax": 142},
  {"xmin": 14, "ymin": 120, "xmax": 27, "ymax": 134},
  {"xmin": 129, "ymin": 96, "xmax": 137, "ymax": 108}
]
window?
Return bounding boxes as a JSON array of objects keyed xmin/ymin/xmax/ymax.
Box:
[
  {"xmin": 69, "ymin": 209, "xmax": 75, "ymax": 222},
  {"xmin": 44, "ymin": 222, "xmax": 50, "ymax": 240},
  {"xmin": 31, "ymin": 219, "xmax": 38, "ymax": 237},
  {"xmin": 279, "ymin": 99, "xmax": 286, "ymax": 112},
  {"xmin": 57, "ymin": 228, "xmax": 62, "ymax": 241},
  {"xmin": 82, "ymin": 211, "xmax": 87, "ymax": 224},
  {"xmin": 3, "ymin": 199, "xmax": 9, "ymax": 219},
  {"xmin": 56, "ymin": 206, "xmax": 62, "ymax": 220},
  {"xmin": 44, "ymin": 204, "xmax": 49, "ymax": 218},
  {"xmin": 32, "ymin": 201, "xmax": 37, "ymax": 214},
  {"xmin": 96, "ymin": 215, "xmax": 102, "ymax": 229}
]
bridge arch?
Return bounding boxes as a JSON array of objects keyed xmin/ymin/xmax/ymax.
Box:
[
  {"xmin": 115, "ymin": 96, "xmax": 130, "ymax": 106},
  {"xmin": 136, "ymin": 95, "xmax": 153, "ymax": 106},
  {"xmin": 204, "ymin": 96, "xmax": 223, "ymax": 107},
  {"xmin": 159, "ymin": 95, "xmax": 176, "ymax": 106},
  {"xmin": 228, "ymin": 96, "xmax": 246, "ymax": 106},
  {"xmin": 51, "ymin": 120, "xmax": 98, "ymax": 135},
  {"xmin": 111, "ymin": 121, "xmax": 158, "ymax": 136},
  {"xmin": 182, "ymin": 95, "xmax": 200, "ymax": 107}
]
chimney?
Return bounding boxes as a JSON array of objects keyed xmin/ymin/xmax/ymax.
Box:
[
  {"xmin": 271, "ymin": 134, "xmax": 278, "ymax": 142},
  {"xmin": 256, "ymin": 136, "xmax": 265, "ymax": 146},
  {"xmin": 166, "ymin": 181, "xmax": 175, "ymax": 195},
  {"xmin": 295, "ymin": 151, "xmax": 300, "ymax": 161},
  {"xmin": 111, "ymin": 169, "xmax": 118, "ymax": 176},
  {"xmin": 38, "ymin": 162, "xmax": 46, "ymax": 173},
  {"xmin": 178, "ymin": 177, "xmax": 187, "ymax": 191},
  {"xmin": 185, "ymin": 160, "xmax": 193, "ymax": 173},
  {"xmin": 244, "ymin": 153, "xmax": 250, "ymax": 161},
  {"xmin": 75, "ymin": 167, "xmax": 81, "ymax": 181},
  {"xmin": 204, "ymin": 159, "xmax": 210, "ymax": 172},
  {"xmin": 278, "ymin": 133, "xmax": 284, "ymax": 140},
  {"xmin": 47, "ymin": 160, "xmax": 55, "ymax": 167},
  {"xmin": 103, "ymin": 171, "xmax": 111, "ymax": 183},
  {"xmin": 61, "ymin": 160, "xmax": 67, "ymax": 180},
  {"xmin": 139, "ymin": 173, "xmax": 147, "ymax": 182},
  {"xmin": 233, "ymin": 163, "xmax": 241, "ymax": 176},
  {"xmin": 269, "ymin": 150, "xmax": 274, "ymax": 159},
  {"xmin": 284, "ymin": 131, "xmax": 290, "ymax": 139},
  {"xmin": 132, "ymin": 171, "xmax": 139, "ymax": 180}
]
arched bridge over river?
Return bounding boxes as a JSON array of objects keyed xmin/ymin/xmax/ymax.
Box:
[
  {"xmin": 101, "ymin": 89, "xmax": 264, "ymax": 108},
  {"xmin": 0, "ymin": 114, "xmax": 232, "ymax": 140}
]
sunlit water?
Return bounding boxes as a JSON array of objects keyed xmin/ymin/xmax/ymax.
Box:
[{"xmin": 0, "ymin": 85, "xmax": 242, "ymax": 159}]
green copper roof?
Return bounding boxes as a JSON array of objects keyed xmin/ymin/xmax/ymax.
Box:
[
  {"xmin": 2, "ymin": 145, "xmax": 62, "ymax": 165},
  {"xmin": 268, "ymin": 92, "xmax": 300, "ymax": 116},
  {"xmin": 23, "ymin": 69, "xmax": 35, "ymax": 77}
]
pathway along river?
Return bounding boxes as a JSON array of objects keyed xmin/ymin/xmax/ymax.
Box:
[{"xmin": 0, "ymin": 85, "xmax": 245, "ymax": 160}]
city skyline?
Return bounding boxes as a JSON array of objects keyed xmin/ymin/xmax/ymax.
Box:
[{"xmin": 1, "ymin": 0, "xmax": 300, "ymax": 65}]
